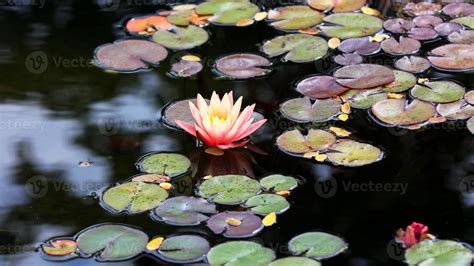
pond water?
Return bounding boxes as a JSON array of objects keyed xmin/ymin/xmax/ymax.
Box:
[{"xmin": 0, "ymin": 1, "xmax": 473, "ymax": 265}]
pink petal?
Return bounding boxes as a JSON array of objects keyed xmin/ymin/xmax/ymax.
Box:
[{"xmin": 175, "ymin": 120, "xmax": 197, "ymax": 136}]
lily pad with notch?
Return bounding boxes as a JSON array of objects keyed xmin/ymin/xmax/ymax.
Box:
[
  {"xmin": 155, "ymin": 235, "xmax": 210, "ymax": 264},
  {"xmin": 276, "ymin": 129, "xmax": 336, "ymax": 155},
  {"xmin": 197, "ymin": 174, "xmax": 261, "ymax": 205},
  {"xmin": 448, "ymin": 30, "xmax": 474, "ymax": 44},
  {"xmin": 262, "ymin": 34, "xmax": 328, "ymax": 63},
  {"xmin": 267, "ymin": 6, "xmax": 325, "ymax": 31},
  {"xmin": 243, "ymin": 194, "xmax": 290, "ymax": 215},
  {"xmin": 152, "ymin": 25, "xmax": 209, "ymax": 50},
  {"xmin": 371, "ymin": 99, "xmax": 436, "ymax": 126},
  {"xmin": 153, "ymin": 196, "xmax": 217, "ymax": 226},
  {"xmin": 102, "ymin": 181, "xmax": 168, "ymax": 214},
  {"xmin": 288, "ymin": 232, "xmax": 348, "ymax": 260},
  {"xmin": 326, "ymin": 140, "xmax": 383, "ymax": 167},
  {"xmin": 413, "ymin": 15, "xmax": 443, "ymax": 28},
  {"xmin": 394, "ymin": 56, "xmax": 430, "ymax": 73},
  {"xmin": 405, "ymin": 240, "xmax": 474, "ymax": 266},
  {"xmin": 381, "ymin": 37, "xmax": 421, "ymax": 56},
  {"xmin": 280, "ymin": 97, "xmax": 342, "ymax": 123},
  {"xmin": 207, "ymin": 211, "xmax": 263, "ymax": 238},
  {"xmin": 195, "ymin": 0, "xmax": 259, "ymax": 26},
  {"xmin": 136, "ymin": 152, "xmax": 191, "ymax": 177},
  {"xmin": 334, "ymin": 64, "xmax": 395, "ymax": 89},
  {"xmin": 381, "ymin": 70, "xmax": 416, "ymax": 93},
  {"xmin": 338, "ymin": 37, "xmax": 381, "ymax": 55},
  {"xmin": 411, "ymin": 80, "xmax": 465, "ymax": 103},
  {"xmin": 215, "ymin": 53, "xmax": 272, "ymax": 79},
  {"xmin": 162, "ymin": 99, "xmax": 202, "ymax": 129},
  {"xmin": 428, "ymin": 44, "xmax": 474, "ymax": 71},
  {"xmin": 206, "ymin": 241, "xmax": 275, "ymax": 266},
  {"xmin": 383, "ymin": 18, "xmax": 415, "ymax": 33},
  {"xmin": 260, "ymin": 174, "xmax": 298, "ymax": 192},
  {"xmin": 307, "ymin": 0, "xmax": 366, "ymax": 13},
  {"xmin": 436, "ymin": 99, "xmax": 474, "ymax": 120},
  {"xmin": 334, "ymin": 53, "xmax": 363, "ymax": 65},
  {"xmin": 170, "ymin": 60, "xmax": 203, "ymax": 77},
  {"xmin": 407, "ymin": 27, "xmax": 439, "ymax": 41},
  {"xmin": 94, "ymin": 40, "xmax": 168, "ymax": 72},
  {"xmin": 295, "ymin": 76, "xmax": 350, "ymax": 99},
  {"xmin": 320, "ymin": 13, "xmax": 383, "ymax": 40}
]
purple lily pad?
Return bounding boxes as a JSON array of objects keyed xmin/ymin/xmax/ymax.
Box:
[
  {"xmin": 371, "ymin": 99, "xmax": 436, "ymax": 126},
  {"xmin": 465, "ymin": 90, "xmax": 474, "ymax": 105},
  {"xmin": 442, "ymin": 3, "xmax": 474, "ymax": 17},
  {"xmin": 295, "ymin": 75, "xmax": 350, "ymax": 99},
  {"xmin": 381, "ymin": 37, "xmax": 421, "ymax": 55},
  {"xmin": 403, "ymin": 2, "xmax": 442, "ymax": 16},
  {"xmin": 338, "ymin": 37, "xmax": 381, "ymax": 55},
  {"xmin": 154, "ymin": 196, "xmax": 217, "ymax": 226},
  {"xmin": 206, "ymin": 211, "xmax": 263, "ymax": 238},
  {"xmin": 94, "ymin": 40, "xmax": 168, "ymax": 72},
  {"xmin": 334, "ymin": 64, "xmax": 395, "ymax": 89},
  {"xmin": 171, "ymin": 60, "xmax": 203, "ymax": 77},
  {"xmin": 436, "ymin": 99, "xmax": 474, "ymax": 120},
  {"xmin": 162, "ymin": 99, "xmax": 201, "ymax": 129},
  {"xmin": 280, "ymin": 97, "xmax": 342, "ymax": 123},
  {"xmin": 384, "ymin": 18, "xmax": 415, "ymax": 33},
  {"xmin": 408, "ymin": 27, "xmax": 439, "ymax": 41},
  {"xmin": 413, "ymin": 15, "xmax": 443, "ymax": 28},
  {"xmin": 394, "ymin": 56, "xmax": 430, "ymax": 73},
  {"xmin": 435, "ymin": 22, "xmax": 463, "ymax": 36},
  {"xmin": 334, "ymin": 53, "xmax": 363, "ymax": 65},
  {"xmin": 428, "ymin": 44, "xmax": 474, "ymax": 71},
  {"xmin": 215, "ymin": 53, "xmax": 272, "ymax": 79},
  {"xmin": 448, "ymin": 30, "xmax": 474, "ymax": 44}
]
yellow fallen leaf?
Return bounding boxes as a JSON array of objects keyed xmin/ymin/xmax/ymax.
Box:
[
  {"xmin": 387, "ymin": 92, "xmax": 405, "ymax": 99},
  {"xmin": 369, "ymin": 34, "xmax": 390, "ymax": 42},
  {"xmin": 334, "ymin": 96, "xmax": 343, "ymax": 102},
  {"xmin": 172, "ymin": 4, "xmax": 197, "ymax": 11},
  {"xmin": 429, "ymin": 116, "xmax": 446, "ymax": 124},
  {"xmin": 298, "ymin": 28, "xmax": 321, "ymax": 35},
  {"xmin": 254, "ymin": 11, "xmax": 268, "ymax": 21},
  {"xmin": 205, "ymin": 147, "xmax": 224, "ymax": 156},
  {"xmin": 225, "ymin": 218, "xmax": 242, "ymax": 226},
  {"xmin": 181, "ymin": 55, "xmax": 201, "ymax": 62},
  {"xmin": 276, "ymin": 190, "xmax": 290, "ymax": 196},
  {"xmin": 338, "ymin": 113, "xmax": 349, "ymax": 121},
  {"xmin": 191, "ymin": 16, "xmax": 210, "ymax": 26},
  {"xmin": 329, "ymin": 126, "xmax": 351, "ymax": 137},
  {"xmin": 341, "ymin": 102, "xmax": 351, "ymax": 114},
  {"xmin": 303, "ymin": 151, "xmax": 319, "ymax": 158},
  {"xmin": 328, "ymin": 37, "xmax": 341, "ymax": 49},
  {"xmin": 203, "ymin": 175, "xmax": 213, "ymax": 180},
  {"xmin": 418, "ymin": 78, "xmax": 429, "ymax": 84},
  {"xmin": 315, "ymin": 153, "xmax": 328, "ymax": 162},
  {"xmin": 262, "ymin": 212, "xmax": 277, "ymax": 227},
  {"xmin": 361, "ymin": 6, "xmax": 381, "ymax": 16},
  {"xmin": 146, "ymin": 237, "xmax": 164, "ymax": 251},
  {"xmin": 159, "ymin": 182, "xmax": 173, "ymax": 190},
  {"xmin": 236, "ymin": 18, "xmax": 254, "ymax": 27}
]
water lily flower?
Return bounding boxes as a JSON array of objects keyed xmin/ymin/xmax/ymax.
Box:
[
  {"xmin": 396, "ymin": 222, "xmax": 435, "ymax": 248},
  {"xmin": 175, "ymin": 92, "xmax": 266, "ymax": 150}
]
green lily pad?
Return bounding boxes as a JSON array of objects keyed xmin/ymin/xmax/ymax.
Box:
[
  {"xmin": 320, "ymin": 13, "xmax": 383, "ymax": 39},
  {"xmin": 152, "ymin": 25, "xmax": 209, "ymax": 50},
  {"xmin": 154, "ymin": 196, "xmax": 217, "ymax": 226},
  {"xmin": 405, "ymin": 240, "xmax": 474, "ymax": 266},
  {"xmin": 326, "ymin": 140, "xmax": 383, "ymax": 167},
  {"xmin": 436, "ymin": 99, "xmax": 474, "ymax": 120},
  {"xmin": 411, "ymin": 81, "xmax": 465, "ymax": 103},
  {"xmin": 288, "ymin": 232, "xmax": 348, "ymax": 260},
  {"xmin": 207, "ymin": 211, "xmax": 263, "ymax": 238},
  {"xmin": 262, "ymin": 34, "xmax": 328, "ymax": 63},
  {"xmin": 371, "ymin": 99, "xmax": 436, "ymax": 126},
  {"xmin": 428, "ymin": 44, "xmax": 474, "ymax": 71},
  {"xmin": 334, "ymin": 64, "xmax": 395, "ymax": 89},
  {"xmin": 381, "ymin": 70, "xmax": 416, "ymax": 93},
  {"xmin": 260, "ymin": 174, "xmax": 298, "ymax": 192},
  {"xmin": 195, "ymin": 0, "xmax": 259, "ymax": 25},
  {"xmin": 197, "ymin": 175, "xmax": 261, "ymax": 205},
  {"xmin": 452, "ymin": 16, "xmax": 474, "ymax": 29},
  {"xmin": 136, "ymin": 152, "xmax": 191, "ymax": 177},
  {"xmin": 207, "ymin": 241, "xmax": 275, "ymax": 266},
  {"xmin": 244, "ymin": 194, "xmax": 290, "ymax": 215},
  {"xmin": 269, "ymin": 257, "xmax": 321, "ymax": 266},
  {"xmin": 280, "ymin": 97, "xmax": 342, "ymax": 123},
  {"xmin": 467, "ymin": 117, "xmax": 474, "ymax": 134},
  {"xmin": 267, "ymin": 6, "xmax": 325, "ymax": 31},
  {"xmin": 340, "ymin": 89, "xmax": 388, "ymax": 109},
  {"xmin": 102, "ymin": 181, "xmax": 168, "ymax": 214},
  {"xmin": 156, "ymin": 235, "xmax": 210, "ymax": 263},
  {"xmin": 76, "ymin": 224, "xmax": 148, "ymax": 261},
  {"xmin": 276, "ymin": 129, "xmax": 337, "ymax": 154},
  {"xmin": 308, "ymin": 0, "xmax": 366, "ymax": 12}
]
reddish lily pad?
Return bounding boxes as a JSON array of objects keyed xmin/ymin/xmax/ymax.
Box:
[
  {"xmin": 443, "ymin": 3, "xmax": 474, "ymax": 17},
  {"xmin": 262, "ymin": 34, "xmax": 328, "ymax": 63},
  {"xmin": 381, "ymin": 37, "xmax": 421, "ymax": 55},
  {"xmin": 162, "ymin": 99, "xmax": 200, "ymax": 129},
  {"xmin": 340, "ymin": 89, "xmax": 388, "ymax": 109},
  {"xmin": 152, "ymin": 25, "xmax": 209, "ymax": 50},
  {"xmin": 371, "ymin": 99, "xmax": 436, "ymax": 126},
  {"xmin": 408, "ymin": 27, "xmax": 439, "ymax": 41},
  {"xmin": 267, "ymin": 6, "xmax": 325, "ymax": 31},
  {"xmin": 452, "ymin": 16, "xmax": 474, "ymax": 28},
  {"xmin": 276, "ymin": 129, "xmax": 336, "ymax": 154},
  {"xmin": 326, "ymin": 140, "xmax": 383, "ymax": 167},
  {"xmin": 334, "ymin": 64, "xmax": 395, "ymax": 89},
  {"xmin": 42, "ymin": 239, "xmax": 77, "ymax": 257},
  {"xmin": 338, "ymin": 37, "xmax": 381, "ymax": 55},
  {"xmin": 94, "ymin": 40, "xmax": 168, "ymax": 72},
  {"xmin": 307, "ymin": 0, "xmax": 366, "ymax": 13},
  {"xmin": 170, "ymin": 60, "xmax": 203, "ymax": 77},
  {"xmin": 428, "ymin": 44, "xmax": 474, "ymax": 71},
  {"xmin": 411, "ymin": 81, "xmax": 465, "ymax": 103},
  {"xmin": 403, "ymin": 2, "xmax": 442, "ymax": 16},
  {"xmin": 448, "ymin": 30, "xmax": 474, "ymax": 44},
  {"xmin": 154, "ymin": 196, "xmax": 217, "ymax": 226},
  {"xmin": 394, "ymin": 56, "xmax": 430, "ymax": 73},
  {"xmin": 295, "ymin": 76, "xmax": 350, "ymax": 99},
  {"xmin": 383, "ymin": 18, "xmax": 415, "ymax": 33},
  {"xmin": 207, "ymin": 211, "xmax": 263, "ymax": 238},
  {"xmin": 195, "ymin": 0, "xmax": 259, "ymax": 25},
  {"xmin": 413, "ymin": 15, "xmax": 443, "ymax": 28},
  {"xmin": 436, "ymin": 99, "xmax": 474, "ymax": 120},
  {"xmin": 125, "ymin": 15, "xmax": 172, "ymax": 35},
  {"xmin": 280, "ymin": 97, "xmax": 342, "ymax": 123},
  {"xmin": 334, "ymin": 53, "xmax": 363, "ymax": 65},
  {"xmin": 320, "ymin": 13, "xmax": 383, "ymax": 40},
  {"xmin": 215, "ymin": 53, "xmax": 272, "ymax": 79},
  {"xmin": 435, "ymin": 22, "xmax": 463, "ymax": 36}
]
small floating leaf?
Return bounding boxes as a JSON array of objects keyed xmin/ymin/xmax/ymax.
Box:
[
  {"xmin": 207, "ymin": 211, "xmax": 263, "ymax": 238},
  {"xmin": 147, "ymin": 237, "xmax": 164, "ymax": 251},
  {"xmin": 154, "ymin": 196, "xmax": 217, "ymax": 226},
  {"xmin": 328, "ymin": 37, "xmax": 341, "ymax": 49},
  {"xmin": 361, "ymin": 6, "xmax": 380, "ymax": 16},
  {"xmin": 326, "ymin": 140, "xmax": 382, "ymax": 167},
  {"xmin": 260, "ymin": 174, "xmax": 298, "ymax": 192},
  {"xmin": 226, "ymin": 218, "xmax": 243, "ymax": 226},
  {"xmin": 236, "ymin": 18, "xmax": 253, "ymax": 27},
  {"xmin": 137, "ymin": 152, "xmax": 191, "ymax": 177},
  {"xmin": 320, "ymin": 13, "xmax": 383, "ymax": 39},
  {"xmin": 270, "ymin": 257, "xmax": 321, "ymax": 266},
  {"xmin": 276, "ymin": 129, "xmax": 336, "ymax": 154},
  {"xmin": 43, "ymin": 240, "xmax": 77, "ymax": 256},
  {"xmin": 152, "ymin": 25, "xmax": 209, "ymax": 50},
  {"xmin": 387, "ymin": 92, "xmax": 405, "ymax": 99},
  {"xmin": 329, "ymin": 127, "xmax": 351, "ymax": 137},
  {"xmin": 262, "ymin": 212, "xmax": 277, "ymax": 227},
  {"xmin": 315, "ymin": 153, "xmax": 328, "ymax": 162},
  {"xmin": 334, "ymin": 64, "xmax": 395, "ymax": 89},
  {"xmin": 369, "ymin": 34, "xmax": 389, "ymax": 43},
  {"xmin": 207, "ymin": 241, "xmax": 275, "ymax": 266},
  {"xmin": 254, "ymin": 11, "xmax": 267, "ymax": 21},
  {"xmin": 182, "ymin": 55, "xmax": 200, "ymax": 61},
  {"xmin": 262, "ymin": 34, "xmax": 328, "ymax": 63},
  {"xmin": 405, "ymin": 240, "xmax": 474, "ymax": 265},
  {"xmin": 198, "ymin": 175, "xmax": 261, "ymax": 205},
  {"xmin": 215, "ymin": 53, "xmax": 272, "ymax": 79},
  {"xmin": 244, "ymin": 194, "xmax": 290, "ymax": 215},
  {"xmin": 157, "ymin": 235, "xmax": 210, "ymax": 264},
  {"xmin": 171, "ymin": 60, "xmax": 203, "ymax": 77},
  {"xmin": 280, "ymin": 97, "xmax": 342, "ymax": 123},
  {"xmin": 159, "ymin": 182, "xmax": 173, "ymax": 190},
  {"xmin": 338, "ymin": 114, "xmax": 349, "ymax": 121},
  {"xmin": 288, "ymin": 232, "xmax": 348, "ymax": 260},
  {"xmin": 341, "ymin": 102, "xmax": 351, "ymax": 114}
]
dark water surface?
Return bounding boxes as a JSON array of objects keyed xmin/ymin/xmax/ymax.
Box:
[{"xmin": 0, "ymin": 1, "xmax": 473, "ymax": 265}]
